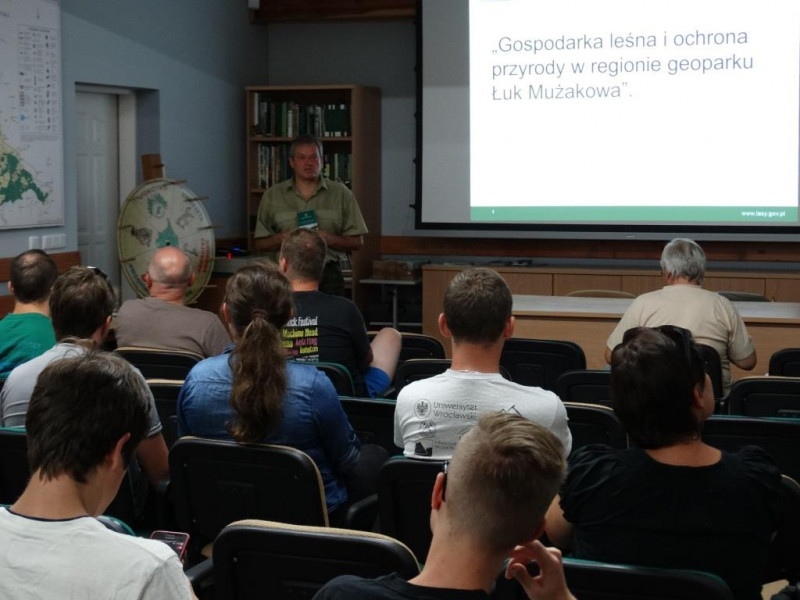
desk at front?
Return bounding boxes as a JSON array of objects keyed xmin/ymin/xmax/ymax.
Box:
[{"xmin": 511, "ymin": 295, "xmax": 800, "ymax": 379}]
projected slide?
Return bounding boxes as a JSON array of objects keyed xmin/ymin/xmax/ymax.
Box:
[{"xmin": 464, "ymin": 0, "xmax": 800, "ymax": 225}]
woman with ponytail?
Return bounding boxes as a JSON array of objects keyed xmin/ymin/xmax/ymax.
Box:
[{"xmin": 177, "ymin": 263, "xmax": 361, "ymax": 514}]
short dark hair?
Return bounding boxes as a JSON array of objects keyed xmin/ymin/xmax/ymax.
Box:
[
  {"xmin": 49, "ymin": 267, "xmax": 116, "ymax": 341},
  {"xmin": 26, "ymin": 349, "xmax": 150, "ymax": 483},
  {"xmin": 289, "ymin": 134, "xmax": 323, "ymax": 158},
  {"xmin": 10, "ymin": 250, "xmax": 57, "ymax": 304},
  {"xmin": 443, "ymin": 268, "xmax": 512, "ymax": 344},
  {"xmin": 610, "ymin": 327, "xmax": 707, "ymax": 449},
  {"xmin": 447, "ymin": 412, "xmax": 565, "ymax": 552},
  {"xmin": 280, "ymin": 228, "xmax": 326, "ymax": 282}
]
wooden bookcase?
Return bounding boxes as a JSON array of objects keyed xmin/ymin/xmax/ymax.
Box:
[{"xmin": 244, "ymin": 85, "xmax": 381, "ymax": 307}]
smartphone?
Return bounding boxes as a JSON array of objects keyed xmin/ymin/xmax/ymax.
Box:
[{"xmin": 150, "ymin": 530, "xmax": 190, "ymax": 560}]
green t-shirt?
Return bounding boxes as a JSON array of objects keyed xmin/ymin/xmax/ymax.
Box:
[{"xmin": 0, "ymin": 313, "xmax": 56, "ymax": 379}]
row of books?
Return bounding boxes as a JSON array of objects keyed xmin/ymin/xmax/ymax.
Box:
[
  {"xmin": 252, "ymin": 93, "xmax": 351, "ymax": 138},
  {"xmin": 255, "ymin": 144, "xmax": 352, "ymax": 189}
]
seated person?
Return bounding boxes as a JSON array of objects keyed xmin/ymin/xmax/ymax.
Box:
[
  {"xmin": 394, "ymin": 268, "xmax": 571, "ymax": 459},
  {"xmin": 605, "ymin": 238, "xmax": 756, "ymax": 395},
  {"xmin": 314, "ymin": 412, "xmax": 575, "ymax": 600},
  {"xmin": 547, "ymin": 326, "xmax": 785, "ymax": 600},
  {"xmin": 279, "ymin": 228, "xmax": 400, "ymax": 397},
  {"xmin": 0, "ymin": 350, "xmax": 193, "ymax": 599},
  {"xmin": 0, "ymin": 266, "xmax": 170, "ymax": 509},
  {"xmin": 0, "ymin": 249, "xmax": 57, "ymax": 379},
  {"xmin": 177, "ymin": 263, "xmax": 383, "ymax": 518},
  {"xmin": 116, "ymin": 247, "xmax": 230, "ymax": 357}
]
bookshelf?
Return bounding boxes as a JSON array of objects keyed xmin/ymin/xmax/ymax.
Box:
[{"xmin": 245, "ymin": 85, "xmax": 382, "ymax": 307}]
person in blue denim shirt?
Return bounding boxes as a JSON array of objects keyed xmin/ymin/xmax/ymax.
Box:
[{"xmin": 177, "ymin": 263, "xmax": 361, "ymax": 513}]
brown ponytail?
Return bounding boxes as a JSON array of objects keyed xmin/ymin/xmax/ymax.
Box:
[{"xmin": 224, "ymin": 263, "xmax": 294, "ymax": 442}]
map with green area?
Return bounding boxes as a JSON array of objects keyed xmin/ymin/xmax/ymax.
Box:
[{"xmin": 0, "ymin": 138, "xmax": 48, "ymax": 205}]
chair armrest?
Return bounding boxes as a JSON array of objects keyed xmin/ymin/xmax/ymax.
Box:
[
  {"xmin": 185, "ymin": 557, "xmax": 214, "ymax": 598},
  {"xmin": 344, "ymin": 493, "xmax": 378, "ymax": 531}
]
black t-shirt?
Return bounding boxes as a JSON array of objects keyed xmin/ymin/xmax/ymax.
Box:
[
  {"xmin": 313, "ymin": 574, "xmax": 490, "ymax": 600},
  {"xmin": 283, "ymin": 290, "xmax": 371, "ymax": 382},
  {"xmin": 561, "ymin": 444, "xmax": 785, "ymax": 600}
]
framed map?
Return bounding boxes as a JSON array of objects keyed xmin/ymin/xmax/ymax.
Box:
[{"xmin": 0, "ymin": 0, "xmax": 64, "ymax": 229}]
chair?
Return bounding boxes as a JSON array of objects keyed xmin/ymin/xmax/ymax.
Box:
[
  {"xmin": 368, "ymin": 332, "xmax": 445, "ymax": 362},
  {"xmin": 500, "ymin": 338, "xmax": 586, "ymax": 390},
  {"xmin": 115, "ymin": 346, "xmax": 202, "ymax": 380},
  {"xmin": 339, "ymin": 396, "xmax": 401, "ymax": 455},
  {"xmin": 391, "ymin": 358, "xmax": 451, "ymax": 398},
  {"xmin": 147, "ymin": 379, "xmax": 183, "ymax": 448},
  {"xmin": 0, "ymin": 427, "xmax": 29, "ymax": 504},
  {"xmin": 559, "ymin": 559, "xmax": 734, "ymax": 600},
  {"xmin": 377, "ymin": 457, "xmax": 443, "ymax": 564},
  {"xmin": 726, "ymin": 376, "xmax": 800, "ymax": 418},
  {"xmin": 566, "ymin": 289, "xmax": 636, "ymax": 299},
  {"xmin": 210, "ymin": 519, "xmax": 419, "ymax": 600},
  {"xmin": 768, "ymin": 348, "xmax": 800, "ymax": 377},
  {"xmin": 315, "ymin": 362, "xmax": 356, "ymax": 397},
  {"xmin": 766, "ymin": 475, "xmax": 800, "ymax": 584},
  {"xmin": 717, "ymin": 291, "xmax": 770, "ymax": 302},
  {"xmin": 168, "ymin": 437, "xmax": 329, "ymax": 563},
  {"xmin": 696, "ymin": 344, "xmax": 724, "ymax": 405},
  {"xmin": 554, "ymin": 370, "xmax": 611, "ymax": 406},
  {"xmin": 702, "ymin": 416, "xmax": 800, "ymax": 482},
  {"xmin": 564, "ymin": 402, "xmax": 627, "ymax": 453}
]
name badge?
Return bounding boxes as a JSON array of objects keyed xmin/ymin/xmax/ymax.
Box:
[{"xmin": 297, "ymin": 210, "xmax": 318, "ymax": 229}]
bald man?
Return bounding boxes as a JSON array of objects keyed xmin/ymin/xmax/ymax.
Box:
[{"xmin": 115, "ymin": 247, "xmax": 230, "ymax": 357}]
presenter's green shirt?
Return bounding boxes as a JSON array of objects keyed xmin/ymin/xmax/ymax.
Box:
[
  {"xmin": 254, "ymin": 177, "xmax": 368, "ymax": 263},
  {"xmin": 0, "ymin": 313, "xmax": 56, "ymax": 379}
]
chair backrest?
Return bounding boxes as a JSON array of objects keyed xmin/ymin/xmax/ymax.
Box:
[
  {"xmin": 559, "ymin": 559, "xmax": 734, "ymax": 600},
  {"xmin": 377, "ymin": 457, "xmax": 442, "ymax": 564},
  {"xmin": 169, "ymin": 437, "xmax": 329, "ymax": 560},
  {"xmin": 554, "ymin": 370, "xmax": 611, "ymax": 406},
  {"xmin": 339, "ymin": 396, "xmax": 400, "ymax": 455},
  {"xmin": 392, "ymin": 358, "xmax": 451, "ymax": 398},
  {"xmin": 314, "ymin": 362, "xmax": 356, "ymax": 397},
  {"xmin": 769, "ymin": 348, "xmax": 800, "ymax": 377},
  {"xmin": 213, "ymin": 519, "xmax": 419, "ymax": 600},
  {"xmin": 146, "ymin": 378, "xmax": 184, "ymax": 448},
  {"xmin": 564, "ymin": 402, "xmax": 627, "ymax": 453},
  {"xmin": 695, "ymin": 344, "xmax": 724, "ymax": 404},
  {"xmin": 368, "ymin": 332, "xmax": 446, "ymax": 362},
  {"xmin": 702, "ymin": 416, "xmax": 800, "ymax": 482},
  {"xmin": 115, "ymin": 346, "xmax": 202, "ymax": 380},
  {"xmin": 717, "ymin": 291, "xmax": 769, "ymax": 303},
  {"xmin": 726, "ymin": 376, "xmax": 800, "ymax": 418},
  {"xmin": 0, "ymin": 428, "xmax": 29, "ymax": 504},
  {"xmin": 500, "ymin": 338, "xmax": 586, "ymax": 390}
]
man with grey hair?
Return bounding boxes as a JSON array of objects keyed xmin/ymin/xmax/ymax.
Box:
[
  {"xmin": 116, "ymin": 246, "xmax": 230, "ymax": 357},
  {"xmin": 606, "ymin": 238, "xmax": 755, "ymax": 394},
  {"xmin": 314, "ymin": 412, "xmax": 576, "ymax": 600}
]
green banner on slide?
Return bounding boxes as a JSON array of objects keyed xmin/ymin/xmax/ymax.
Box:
[{"xmin": 470, "ymin": 206, "xmax": 799, "ymax": 223}]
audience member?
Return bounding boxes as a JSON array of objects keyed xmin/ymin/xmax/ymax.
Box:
[
  {"xmin": 0, "ymin": 250, "xmax": 57, "ymax": 379},
  {"xmin": 0, "ymin": 267, "xmax": 169, "ymax": 490},
  {"xmin": 314, "ymin": 412, "xmax": 575, "ymax": 600},
  {"xmin": 116, "ymin": 247, "xmax": 230, "ymax": 357},
  {"xmin": 279, "ymin": 228, "xmax": 400, "ymax": 397},
  {"xmin": 177, "ymin": 263, "xmax": 384, "ymax": 518},
  {"xmin": 548, "ymin": 326, "xmax": 784, "ymax": 600},
  {"xmin": 605, "ymin": 238, "xmax": 755, "ymax": 394},
  {"xmin": 394, "ymin": 268, "xmax": 571, "ymax": 459},
  {"xmin": 0, "ymin": 350, "xmax": 194, "ymax": 599}
]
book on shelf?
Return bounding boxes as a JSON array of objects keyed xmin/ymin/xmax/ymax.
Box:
[{"xmin": 251, "ymin": 92, "xmax": 351, "ymax": 138}]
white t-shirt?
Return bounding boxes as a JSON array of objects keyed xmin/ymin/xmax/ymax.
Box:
[
  {"xmin": 394, "ymin": 370, "xmax": 572, "ymax": 459},
  {"xmin": 0, "ymin": 508, "xmax": 192, "ymax": 599},
  {"xmin": 605, "ymin": 284, "xmax": 755, "ymax": 394}
]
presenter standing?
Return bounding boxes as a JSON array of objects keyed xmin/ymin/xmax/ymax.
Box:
[{"xmin": 253, "ymin": 134, "xmax": 367, "ymax": 296}]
